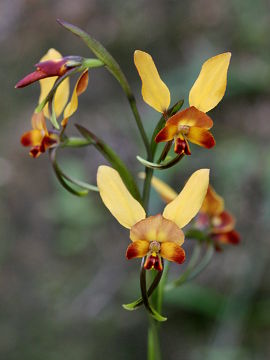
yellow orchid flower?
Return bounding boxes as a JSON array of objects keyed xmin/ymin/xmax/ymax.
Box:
[
  {"xmin": 97, "ymin": 166, "xmax": 209, "ymax": 271},
  {"xmin": 18, "ymin": 49, "xmax": 89, "ymax": 156},
  {"xmin": 134, "ymin": 50, "xmax": 231, "ymax": 155},
  {"xmin": 149, "ymin": 176, "xmax": 240, "ymax": 251}
]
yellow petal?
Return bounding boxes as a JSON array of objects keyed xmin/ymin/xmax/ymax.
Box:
[
  {"xmin": 189, "ymin": 53, "xmax": 231, "ymax": 112},
  {"xmin": 134, "ymin": 50, "xmax": 170, "ymax": 113},
  {"xmin": 62, "ymin": 70, "xmax": 89, "ymax": 125},
  {"xmin": 97, "ymin": 165, "xmax": 146, "ymax": 229},
  {"xmin": 163, "ymin": 169, "xmax": 209, "ymax": 228},
  {"xmin": 38, "ymin": 48, "xmax": 70, "ymax": 118}
]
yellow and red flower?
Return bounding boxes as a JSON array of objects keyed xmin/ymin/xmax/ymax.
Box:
[
  {"xmin": 134, "ymin": 50, "xmax": 231, "ymax": 155},
  {"xmin": 197, "ymin": 186, "xmax": 240, "ymax": 251},
  {"xmin": 21, "ymin": 111, "xmax": 59, "ymax": 158},
  {"xmin": 149, "ymin": 176, "xmax": 240, "ymax": 251},
  {"xmin": 97, "ymin": 166, "xmax": 209, "ymax": 271},
  {"xmin": 18, "ymin": 49, "xmax": 89, "ymax": 157}
]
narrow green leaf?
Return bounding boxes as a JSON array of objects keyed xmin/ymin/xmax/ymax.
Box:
[
  {"xmin": 76, "ymin": 124, "xmax": 142, "ymax": 203},
  {"xmin": 57, "ymin": 19, "xmax": 132, "ymax": 97},
  {"xmin": 137, "ymin": 153, "xmax": 184, "ymax": 170},
  {"xmin": 170, "ymin": 99, "xmax": 184, "ymax": 115}
]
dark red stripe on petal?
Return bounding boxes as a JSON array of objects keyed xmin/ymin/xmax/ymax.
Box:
[
  {"xmin": 155, "ymin": 124, "xmax": 178, "ymax": 143},
  {"xmin": 160, "ymin": 242, "xmax": 186, "ymax": 264},
  {"xmin": 187, "ymin": 127, "xmax": 216, "ymax": 149}
]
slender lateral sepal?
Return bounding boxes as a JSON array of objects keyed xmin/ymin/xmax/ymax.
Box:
[
  {"xmin": 76, "ymin": 124, "xmax": 142, "ymax": 203},
  {"xmin": 123, "ymin": 267, "xmax": 163, "ymax": 311},
  {"xmin": 137, "ymin": 154, "xmax": 184, "ymax": 170},
  {"xmin": 140, "ymin": 258, "xmax": 167, "ymax": 322},
  {"xmin": 50, "ymin": 148, "xmax": 98, "ymax": 196}
]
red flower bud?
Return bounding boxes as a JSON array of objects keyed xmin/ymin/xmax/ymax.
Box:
[{"xmin": 15, "ymin": 56, "xmax": 82, "ymax": 88}]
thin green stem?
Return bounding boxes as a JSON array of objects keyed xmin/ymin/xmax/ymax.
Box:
[
  {"xmin": 148, "ymin": 318, "xmax": 161, "ymax": 360},
  {"xmin": 165, "ymin": 243, "xmax": 214, "ymax": 292},
  {"xmin": 128, "ymin": 94, "xmax": 151, "ymax": 159},
  {"xmin": 156, "ymin": 261, "xmax": 170, "ymax": 315},
  {"xmin": 142, "ymin": 167, "xmax": 153, "ymax": 211}
]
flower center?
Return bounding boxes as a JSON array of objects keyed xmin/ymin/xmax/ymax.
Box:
[
  {"xmin": 149, "ymin": 241, "xmax": 161, "ymax": 254},
  {"xmin": 178, "ymin": 124, "xmax": 190, "ymax": 136}
]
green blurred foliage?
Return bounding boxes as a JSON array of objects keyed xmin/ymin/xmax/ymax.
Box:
[{"xmin": 1, "ymin": 0, "xmax": 270, "ymax": 359}]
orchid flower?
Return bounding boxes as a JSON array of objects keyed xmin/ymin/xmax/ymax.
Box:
[
  {"xmin": 97, "ymin": 166, "xmax": 209, "ymax": 271},
  {"xmin": 134, "ymin": 50, "xmax": 231, "ymax": 155}
]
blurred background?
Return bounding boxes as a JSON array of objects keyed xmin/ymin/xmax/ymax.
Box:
[{"xmin": 1, "ymin": 0, "xmax": 270, "ymax": 359}]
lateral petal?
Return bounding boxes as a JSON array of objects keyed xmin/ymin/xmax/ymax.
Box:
[
  {"xmin": 62, "ymin": 70, "xmax": 89, "ymax": 125},
  {"xmin": 163, "ymin": 169, "xmax": 209, "ymax": 228},
  {"xmin": 126, "ymin": 240, "xmax": 149, "ymax": 259},
  {"xmin": 97, "ymin": 166, "xmax": 146, "ymax": 229},
  {"xmin": 187, "ymin": 127, "xmax": 216, "ymax": 149},
  {"xmin": 160, "ymin": 242, "xmax": 185, "ymax": 264},
  {"xmin": 134, "ymin": 50, "xmax": 170, "ymax": 113},
  {"xmin": 21, "ymin": 130, "xmax": 43, "ymax": 147},
  {"xmin": 189, "ymin": 52, "xmax": 231, "ymax": 112}
]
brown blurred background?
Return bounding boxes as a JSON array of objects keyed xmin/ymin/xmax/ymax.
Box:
[{"xmin": 1, "ymin": 0, "xmax": 270, "ymax": 359}]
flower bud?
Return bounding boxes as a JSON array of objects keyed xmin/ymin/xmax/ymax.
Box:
[{"xmin": 15, "ymin": 56, "xmax": 82, "ymax": 88}]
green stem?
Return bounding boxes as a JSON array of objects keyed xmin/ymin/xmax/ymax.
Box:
[
  {"xmin": 142, "ymin": 167, "xmax": 153, "ymax": 211},
  {"xmin": 128, "ymin": 94, "xmax": 151, "ymax": 159},
  {"xmin": 148, "ymin": 318, "xmax": 161, "ymax": 360},
  {"xmin": 156, "ymin": 261, "xmax": 170, "ymax": 314}
]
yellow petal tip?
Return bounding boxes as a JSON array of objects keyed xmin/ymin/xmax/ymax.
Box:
[{"xmin": 189, "ymin": 52, "xmax": 231, "ymax": 113}]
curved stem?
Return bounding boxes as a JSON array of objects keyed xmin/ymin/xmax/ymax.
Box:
[{"xmin": 165, "ymin": 243, "xmax": 214, "ymax": 292}]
